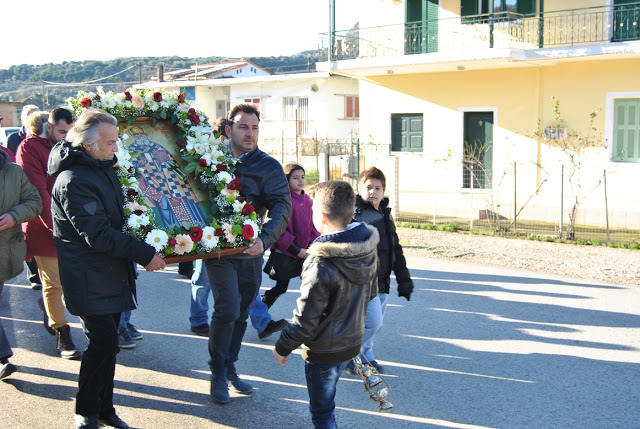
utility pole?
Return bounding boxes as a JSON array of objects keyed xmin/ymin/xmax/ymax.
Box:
[
  {"xmin": 41, "ymin": 81, "xmax": 46, "ymax": 109},
  {"xmin": 138, "ymin": 62, "xmax": 143, "ymax": 84}
]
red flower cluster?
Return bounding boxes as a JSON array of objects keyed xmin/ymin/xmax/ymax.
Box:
[
  {"xmin": 241, "ymin": 203, "xmax": 254, "ymax": 216},
  {"xmin": 153, "ymin": 92, "xmax": 163, "ymax": 102},
  {"xmin": 214, "ymin": 228, "xmax": 224, "ymax": 237},
  {"xmin": 167, "ymin": 237, "xmax": 177, "ymax": 246},
  {"xmin": 124, "ymin": 91, "xmax": 132, "ymax": 101},
  {"xmin": 178, "ymin": 93, "xmax": 185, "ymax": 103},
  {"xmin": 228, "ymin": 177, "xmax": 242, "ymax": 191},
  {"xmin": 189, "ymin": 226, "xmax": 203, "ymax": 243},
  {"xmin": 198, "ymin": 159, "xmax": 208, "ymax": 168},
  {"xmin": 95, "ymin": 94, "xmax": 101, "ymax": 101},
  {"xmin": 80, "ymin": 98, "xmax": 92, "ymax": 108},
  {"xmin": 176, "ymin": 139, "xmax": 186, "ymax": 149},
  {"xmin": 242, "ymin": 224, "xmax": 254, "ymax": 240},
  {"xmin": 188, "ymin": 108, "xmax": 200, "ymax": 125},
  {"xmin": 141, "ymin": 225, "xmax": 152, "ymax": 233},
  {"xmin": 133, "ymin": 209, "xmax": 143, "ymax": 216},
  {"xmin": 127, "ymin": 189, "xmax": 138, "ymax": 197},
  {"xmin": 216, "ymin": 163, "xmax": 227, "ymax": 172}
]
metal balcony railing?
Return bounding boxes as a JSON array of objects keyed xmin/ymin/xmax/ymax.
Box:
[{"xmin": 318, "ymin": 3, "xmax": 640, "ymax": 61}]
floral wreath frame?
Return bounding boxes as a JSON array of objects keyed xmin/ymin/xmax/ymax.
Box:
[{"xmin": 67, "ymin": 87, "xmax": 261, "ymax": 260}]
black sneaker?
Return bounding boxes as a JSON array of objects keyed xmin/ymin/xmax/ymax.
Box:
[
  {"xmin": 343, "ymin": 360, "xmax": 357, "ymax": 376},
  {"xmin": 370, "ymin": 360, "xmax": 385, "ymax": 374},
  {"xmin": 190, "ymin": 323, "xmax": 210, "ymax": 337},
  {"xmin": 258, "ymin": 319, "xmax": 287, "ymax": 339},
  {"xmin": 31, "ymin": 283, "xmax": 43, "ymax": 290},
  {"xmin": 37, "ymin": 296, "xmax": 55, "ymax": 336},
  {"xmin": 0, "ymin": 362, "xmax": 17, "ymax": 379},
  {"xmin": 97, "ymin": 413, "xmax": 130, "ymax": 429}
]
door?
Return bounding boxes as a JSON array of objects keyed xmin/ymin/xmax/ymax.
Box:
[
  {"xmin": 405, "ymin": 0, "xmax": 439, "ymax": 54},
  {"xmin": 613, "ymin": 0, "xmax": 640, "ymax": 42},
  {"xmin": 463, "ymin": 112, "xmax": 493, "ymax": 189}
]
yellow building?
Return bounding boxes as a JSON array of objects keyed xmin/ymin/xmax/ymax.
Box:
[{"xmin": 318, "ymin": 0, "xmax": 640, "ymax": 235}]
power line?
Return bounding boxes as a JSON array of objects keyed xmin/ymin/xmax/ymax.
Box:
[{"xmin": 42, "ymin": 64, "xmax": 137, "ymax": 86}]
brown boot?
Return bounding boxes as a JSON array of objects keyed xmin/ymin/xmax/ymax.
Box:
[{"xmin": 55, "ymin": 325, "xmax": 81, "ymax": 360}]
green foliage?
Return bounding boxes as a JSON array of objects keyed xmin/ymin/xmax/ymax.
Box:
[{"xmin": 437, "ymin": 222, "xmax": 460, "ymax": 232}]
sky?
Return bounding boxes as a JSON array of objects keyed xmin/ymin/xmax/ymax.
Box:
[{"xmin": 1, "ymin": 0, "xmax": 363, "ymax": 70}]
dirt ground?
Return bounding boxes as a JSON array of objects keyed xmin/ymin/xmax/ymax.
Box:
[{"xmin": 397, "ymin": 228, "xmax": 640, "ymax": 286}]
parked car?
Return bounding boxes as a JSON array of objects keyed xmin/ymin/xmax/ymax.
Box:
[{"xmin": 0, "ymin": 126, "xmax": 21, "ymax": 147}]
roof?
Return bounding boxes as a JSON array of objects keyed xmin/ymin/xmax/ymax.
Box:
[{"xmin": 152, "ymin": 59, "xmax": 274, "ymax": 82}]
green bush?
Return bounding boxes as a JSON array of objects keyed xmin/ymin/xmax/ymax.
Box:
[{"xmin": 438, "ymin": 222, "xmax": 460, "ymax": 232}]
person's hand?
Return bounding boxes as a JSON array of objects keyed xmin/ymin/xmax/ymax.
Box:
[
  {"xmin": 273, "ymin": 348, "xmax": 288, "ymax": 366},
  {"xmin": 298, "ymin": 248, "xmax": 309, "ymax": 259},
  {"xmin": 145, "ymin": 254, "xmax": 166, "ymax": 271},
  {"xmin": 0, "ymin": 213, "xmax": 15, "ymax": 232},
  {"xmin": 244, "ymin": 237, "xmax": 264, "ymax": 256}
]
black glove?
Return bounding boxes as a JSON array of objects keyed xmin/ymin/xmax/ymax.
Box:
[{"xmin": 398, "ymin": 280, "xmax": 413, "ymax": 302}]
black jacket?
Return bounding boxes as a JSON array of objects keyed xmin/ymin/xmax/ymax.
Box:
[
  {"xmin": 353, "ymin": 195, "xmax": 413, "ymax": 300},
  {"xmin": 233, "ymin": 147, "xmax": 291, "ymax": 254},
  {"xmin": 48, "ymin": 140, "xmax": 156, "ymax": 316},
  {"xmin": 275, "ymin": 223, "xmax": 379, "ymax": 364}
]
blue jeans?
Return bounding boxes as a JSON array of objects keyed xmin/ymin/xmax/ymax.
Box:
[
  {"xmin": 205, "ymin": 256, "xmax": 262, "ymax": 375},
  {"xmin": 360, "ymin": 293, "xmax": 388, "ymax": 362},
  {"xmin": 190, "ymin": 260, "xmax": 211, "ymax": 327},
  {"xmin": 118, "ymin": 311, "xmax": 131, "ymax": 329},
  {"xmin": 305, "ymin": 360, "xmax": 349, "ymax": 429},
  {"xmin": 249, "ymin": 294, "xmax": 272, "ymax": 334}
]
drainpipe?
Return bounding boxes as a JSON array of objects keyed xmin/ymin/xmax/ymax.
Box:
[
  {"xmin": 329, "ymin": 0, "xmax": 335, "ymax": 71},
  {"xmin": 489, "ymin": 0, "xmax": 494, "ymax": 48},
  {"xmin": 538, "ymin": 0, "xmax": 544, "ymax": 48}
]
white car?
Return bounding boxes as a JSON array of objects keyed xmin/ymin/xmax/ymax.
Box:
[{"xmin": 0, "ymin": 126, "xmax": 21, "ymax": 148}]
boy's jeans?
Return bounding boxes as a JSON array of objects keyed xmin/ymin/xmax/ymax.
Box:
[
  {"xmin": 305, "ymin": 360, "xmax": 350, "ymax": 429},
  {"xmin": 248, "ymin": 294, "xmax": 272, "ymax": 334},
  {"xmin": 190, "ymin": 259, "xmax": 211, "ymax": 327},
  {"xmin": 360, "ymin": 293, "xmax": 388, "ymax": 362}
]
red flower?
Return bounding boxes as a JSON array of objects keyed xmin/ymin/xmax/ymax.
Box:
[
  {"xmin": 95, "ymin": 94, "xmax": 101, "ymax": 101},
  {"xmin": 189, "ymin": 226, "xmax": 204, "ymax": 243},
  {"xmin": 128, "ymin": 166, "xmax": 135, "ymax": 174},
  {"xmin": 176, "ymin": 139, "xmax": 186, "ymax": 149},
  {"xmin": 127, "ymin": 188, "xmax": 138, "ymax": 197},
  {"xmin": 242, "ymin": 224, "xmax": 254, "ymax": 240},
  {"xmin": 214, "ymin": 228, "xmax": 224, "ymax": 237},
  {"xmin": 80, "ymin": 97, "xmax": 92, "ymax": 108},
  {"xmin": 142, "ymin": 225, "xmax": 152, "ymax": 232},
  {"xmin": 241, "ymin": 203, "xmax": 254, "ymax": 216},
  {"xmin": 188, "ymin": 108, "xmax": 201, "ymax": 125},
  {"xmin": 153, "ymin": 92, "xmax": 163, "ymax": 102},
  {"xmin": 167, "ymin": 237, "xmax": 177, "ymax": 246},
  {"xmin": 178, "ymin": 93, "xmax": 185, "ymax": 103},
  {"xmin": 228, "ymin": 177, "xmax": 242, "ymax": 191},
  {"xmin": 124, "ymin": 91, "xmax": 132, "ymax": 101},
  {"xmin": 198, "ymin": 159, "xmax": 208, "ymax": 168},
  {"xmin": 237, "ymin": 196, "xmax": 245, "ymax": 203},
  {"xmin": 193, "ymin": 116, "xmax": 201, "ymax": 125},
  {"xmin": 216, "ymin": 163, "xmax": 227, "ymax": 172},
  {"xmin": 133, "ymin": 209, "xmax": 143, "ymax": 215}
]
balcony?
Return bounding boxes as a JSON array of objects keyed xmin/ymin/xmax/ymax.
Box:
[{"xmin": 318, "ymin": 3, "xmax": 640, "ymax": 62}]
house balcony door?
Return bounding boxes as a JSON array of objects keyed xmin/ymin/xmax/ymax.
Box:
[
  {"xmin": 613, "ymin": 0, "xmax": 640, "ymax": 42},
  {"xmin": 405, "ymin": 0, "xmax": 439, "ymax": 54},
  {"xmin": 463, "ymin": 112, "xmax": 493, "ymax": 189}
]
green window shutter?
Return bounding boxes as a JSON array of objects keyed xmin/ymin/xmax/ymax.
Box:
[
  {"xmin": 613, "ymin": 99, "xmax": 640, "ymax": 162},
  {"xmin": 461, "ymin": 0, "xmax": 478, "ymax": 17},
  {"xmin": 517, "ymin": 0, "xmax": 535, "ymax": 15},
  {"xmin": 392, "ymin": 114, "xmax": 423, "ymax": 152}
]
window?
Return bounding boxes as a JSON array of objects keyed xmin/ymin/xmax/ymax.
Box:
[
  {"xmin": 283, "ymin": 96, "xmax": 310, "ymax": 136},
  {"xmin": 391, "ymin": 113, "xmax": 423, "ymax": 152},
  {"xmin": 345, "ymin": 96, "xmax": 359, "ymax": 119},
  {"xmin": 179, "ymin": 87, "xmax": 196, "ymax": 101},
  {"xmin": 612, "ymin": 98, "xmax": 640, "ymax": 162},
  {"xmin": 244, "ymin": 98, "xmax": 261, "ymax": 112},
  {"xmin": 461, "ymin": 0, "xmax": 534, "ymax": 22}
]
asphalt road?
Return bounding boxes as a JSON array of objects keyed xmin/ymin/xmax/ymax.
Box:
[{"xmin": 1, "ymin": 254, "xmax": 639, "ymax": 429}]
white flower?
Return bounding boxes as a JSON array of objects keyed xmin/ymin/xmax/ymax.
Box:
[
  {"xmin": 233, "ymin": 199, "xmax": 246, "ymax": 213},
  {"xmin": 200, "ymin": 226, "xmax": 219, "ymax": 251},
  {"xmin": 216, "ymin": 171, "xmax": 233, "ymax": 184},
  {"xmin": 125, "ymin": 201, "xmax": 147, "ymax": 213},
  {"xmin": 145, "ymin": 229, "xmax": 168, "ymax": 252},
  {"xmin": 127, "ymin": 214, "xmax": 150, "ymax": 228}
]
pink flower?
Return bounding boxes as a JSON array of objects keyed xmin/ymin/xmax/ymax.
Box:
[
  {"xmin": 173, "ymin": 234, "xmax": 194, "ymax": 255},
  {"xmin": 131, "ymin": 94, "xmax": 145, "ymax": 109}
]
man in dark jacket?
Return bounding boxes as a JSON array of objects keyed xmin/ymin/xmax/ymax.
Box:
[
  {"xmin": 205, "ymin": 103, "xmax": 291, "ymax": 404},
  {"xmin": 273, "ymin": 180, "xmax": 379, "ymax": 428},
  {"xmin": 49, "ymin": 108, "xmax": 166, "ymax": 429}
]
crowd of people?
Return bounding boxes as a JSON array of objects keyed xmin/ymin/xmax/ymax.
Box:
[{"xmin": 0, "ymin": 102, "xmax": 414, "ymax": 429}]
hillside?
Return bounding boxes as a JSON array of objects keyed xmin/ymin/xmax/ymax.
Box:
[{"xmin": 0, "ymin": 53, "xmax": 319, "ymax": 108}]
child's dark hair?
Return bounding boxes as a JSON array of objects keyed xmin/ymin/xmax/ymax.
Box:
[
  {"xmin": 358, "ymin": 166, "xmax": 386, "ymax": 190},
  {"xmin": 309, "ymin": 181, "xmax": 355, "ymax": 227},
  {"xmin": 284, "ymin": 162, "xmax": 305, "ymax": 181},
  {"xmin": 213, "ymin": 116, "xmax": 230, "ymax": 138}
]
